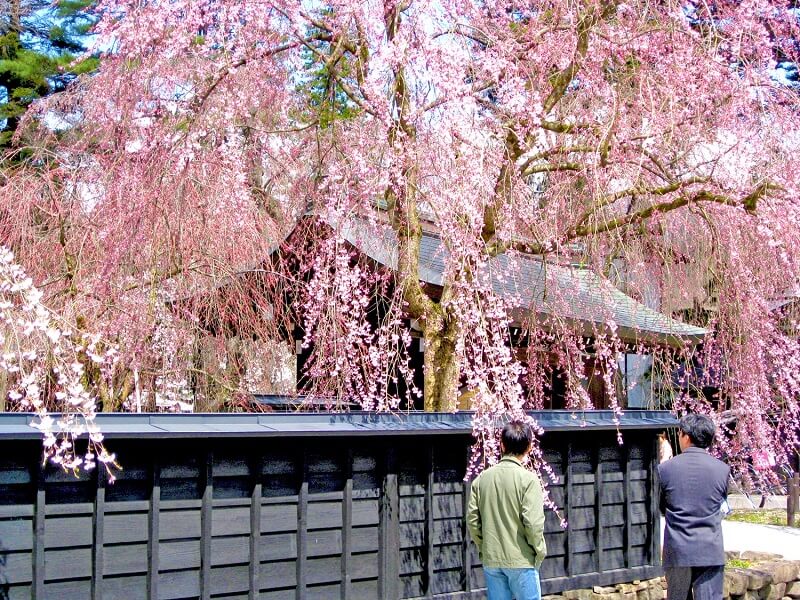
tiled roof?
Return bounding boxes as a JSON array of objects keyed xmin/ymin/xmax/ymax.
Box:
[{"xmin": 337, "ymin": 216, "xmax": 707, "ymax": 346}]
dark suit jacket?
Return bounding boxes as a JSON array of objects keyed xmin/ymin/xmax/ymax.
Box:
[{"xmin": 658, "ymin": 446, "xmax": 730, "ymax": 567}]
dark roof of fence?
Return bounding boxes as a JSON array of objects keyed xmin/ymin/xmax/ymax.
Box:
[{"xmin": 0, "ymin": 410, "xmax": 677, "ymax": 439}]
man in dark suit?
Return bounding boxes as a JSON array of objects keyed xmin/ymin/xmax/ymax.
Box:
[{"xmin": 658, "ymin": 414, "xmax": 730, "ymax": 600}]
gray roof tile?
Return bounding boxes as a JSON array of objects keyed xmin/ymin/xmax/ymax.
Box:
[{"xmin": 337, "ymin": 217, "xmax": 706, "ymax": 345}]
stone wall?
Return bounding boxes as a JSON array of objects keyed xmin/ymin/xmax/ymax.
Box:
[
  {"xmin": 543, "ymin": 577, "xmax": 665, "ymax": 600},
  {"xmin": 540, "ymin": 553, "xmax": 800, "ymax": 600},
  {"xmin": 723, "ymin": 552, "xmax": 800, "ymax": 600}
]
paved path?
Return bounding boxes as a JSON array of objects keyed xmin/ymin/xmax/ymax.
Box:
[
  {"xmin": 661, "ymin": 519, "xmax": 800, "ymax": 560},
  {"xmin": 722, "ymin": 520, "xmax": 800, "ymax": 559},
  {"xmin": 727, "ymin": 494, "xmax": 787, "ymax": 510}
]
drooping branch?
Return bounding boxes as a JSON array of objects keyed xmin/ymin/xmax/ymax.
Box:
[
  {"xmin": 192, "ymin": 35, "xmax": 332, "ymax": 113},
  {"xmin": 542, "ymin": 9, "xmax": 601, "ymax": 114},
  {"xmin": 521, "ymin": 162, "xmax": 583, "ymax": 176},
  {"xmin": 517, "ymin": 145, "xmax": 596, "ymax": 175}
]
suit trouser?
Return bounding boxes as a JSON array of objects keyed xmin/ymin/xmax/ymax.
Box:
[{"xmin": 664, "ymin": 566, "xmax": 724, "ymax": 600}]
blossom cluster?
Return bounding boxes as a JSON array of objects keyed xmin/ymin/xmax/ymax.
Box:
[
  {"xmin": 0, "ymin": 246, "xmax": 117, "ymax": 478},
  {"xmin": 2, "ymin": 0, "xmax": 799, "ymax": 493},
  {"xmin": 296, "ymin": 229, "xmax": 420, "ymax": 411}
]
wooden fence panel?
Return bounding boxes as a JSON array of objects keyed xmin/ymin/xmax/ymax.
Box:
[{"xmin": 0, "ymin": 417, "xmax": 666, "ymax": 599}]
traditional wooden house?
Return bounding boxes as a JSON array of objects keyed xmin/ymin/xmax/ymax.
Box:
[
  {"xmin": 198, "ymin": 214, "xmax": 706, "ymax": 411},
  {"xmin": 0, "ymin": 222, "xmax": 701, "ymax": 600}
]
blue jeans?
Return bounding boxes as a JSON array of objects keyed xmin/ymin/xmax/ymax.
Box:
[{"xmin": 483, "ymin": 567, "xmax": 541, "ymax": 600}]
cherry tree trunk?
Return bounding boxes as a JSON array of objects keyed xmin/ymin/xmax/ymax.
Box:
[{"xmin": 422, "ymin": 319, "xmax": 460, "ymax": 412}]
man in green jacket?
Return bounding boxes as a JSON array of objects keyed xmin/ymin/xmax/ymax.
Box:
[{"xmin": 466, "ymin": 421, "xmax": 547, "ymax": 600}]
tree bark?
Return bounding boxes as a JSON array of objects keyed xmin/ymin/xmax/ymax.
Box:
[
  {"xmin": 0, "ymin": 368, "xmax": 7, "ymax": 411},
  {"xmin": 99, "ymin": 369, "xmax": 133, "ymax": 412},
  {"xmin": 422, "ymin": 317, "xmax": 460, "ymax": 412},
  {"xmin": 10, "ymin": 0, "xmax": 21, "ymax": 33}
]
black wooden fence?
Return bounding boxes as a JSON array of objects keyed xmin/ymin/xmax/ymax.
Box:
[{"xmin": 0, "ymin": 411, "xmax": 672, "ymax": 599}]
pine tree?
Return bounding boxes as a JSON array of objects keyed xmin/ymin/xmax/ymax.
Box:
[{"xmin": 0, "ymin": 0, "xmax": 97, "ymax": 146}]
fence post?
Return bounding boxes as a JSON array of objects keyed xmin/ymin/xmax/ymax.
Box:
[{"xmin": 788, "ymin": 474, "xmax": 799, "ymax": 527}]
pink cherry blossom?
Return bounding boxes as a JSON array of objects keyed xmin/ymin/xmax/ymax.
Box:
[{"xmin": 1, "ymin": 0, "xmax": 798, "ymax": 488}]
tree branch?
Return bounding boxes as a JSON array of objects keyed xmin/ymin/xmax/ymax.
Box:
[
  {"xmin": 421, "ymin": 78, "xmax": 495, "ymax": 114},
  {"xmin": 481, "ymin": 127, "xmax": 526, "ymax": 245},
  {"xmin": 521, "ymin": 161, "xmax": 583, "ymax": 177},
  {"xmin": 573, "ymin": 176, "xmax": 711, "ymax": 229},
  {"xmin": 486, "ymin": 183, "xmax": 776, "ymax": 257},
  {"xmin": 517, "ymin": 145, "xmax": 595, "ymax": 175},
  {"xmin": 539, "ymin": 119, "xmax": 595, "ymax": 133},
  {"xmin": 569, "ymin": 187, "xmax": 769, "ymax": 239},
  {"xmin": 432, "ymin": 23, "xmax": 492, "ymax": 47}
]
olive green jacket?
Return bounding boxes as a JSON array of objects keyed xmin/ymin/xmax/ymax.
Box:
[{"xmin": 466, "ymin": 456, "xmax": 547, "ymax": 569}]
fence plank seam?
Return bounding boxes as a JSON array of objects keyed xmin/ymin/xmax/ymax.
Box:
[
  {"xmin": 341, "ymin": 448, "xmax": 353, "ymax": 600},
  {"xmin": 200, "ymin": 449, "xmax": 213, "ymax": 600},
  {"xmin": 32, "ymin": 462, "xmax": 45, "ymax": 600},
  {"xmin": 147, "ymin": 460, "xmax": 161, "ymax": 600},
  {"xmin": 594, "ymin": 447, "xmax": 604, "ymax": 573},
  {"xmin": 91, "ymin": 467, "xmax": 106, "ymax": 600},
  {"xmin": 296, "ymin": 448, "xmax": 308, "ymax": 600},
  {"xmin": 648, "ymin": 438, "xmax": 661, "ymax": 565},
  {"xmin": 461, "ymin": 479, "xmax": 472, "ymax": 594},
  {"xmin": 623, "ymin": 445, "xmax": 632, "ymax": 569},
  {"xmin": 566, "ymin": 443, "xmax": 575, "ymax": 578},
  {"xmin": 425, "ymin": 445, "xmax": 435, "ymax": 598},
  {"xmin": 250, "ymin": 453, "xmax": 263, "ymax": 600}
]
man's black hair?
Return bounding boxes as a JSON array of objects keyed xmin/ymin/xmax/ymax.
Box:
[
  {"xmin": 501, "ymin": 421, "xmax": 532, "ymax": 455},
  {"xmin": 679, "ymin": 413, "xmax": 716, "ymax": 449}
]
